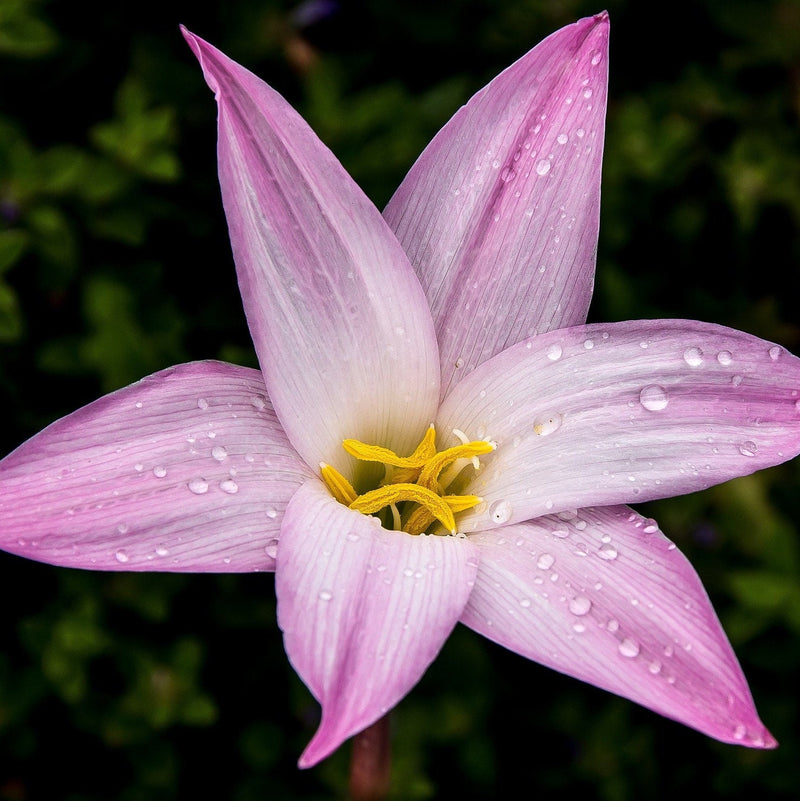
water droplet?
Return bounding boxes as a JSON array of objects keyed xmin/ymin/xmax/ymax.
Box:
[
  {"xmin": 519, "ymin": 598, "xmax": 531, "ymax": 608},
  {"xmin": 537, "ymin": 553, "xmax": 555, "ymax": 569},
  {"xmin": 265, "ymin": 539, "xmax": 279, "ymax": 559},
  {"xmin": 619, "ymin": 638, "xmax": 640, "ymax": 658},
  {"xmin": 583, "ymin": 88, "xmax": 593, "ymax": 99},
  {"xmin": 683, "ymin": 347, "xmax": 703, "ymax": 367},
  {"xmin": 738, "ymin": 441, "xmax": 758, "ymax": 457},
  {"xmin": 220, "ymin": 479, "xmax": 239, "ymax": 494},
  {"xmin": 546, "ymin": 343, "xmax": 563, "ymax": 361},
  {"xmin": 648, "ymin": 660, "xmax": 662, "ymax": 675},
  {"xmin": 188, "ymin": 478, "xmax": 209, "ymax": 495},
  {"xmin": 642, "ymin": 519, "xmax": 659, "ymax": 534},
  {"xmin": 717, "ymin": 350, "xmax": 732, "ymax": 366},
  {"xmin": 155, "ymin": 545, "xmax": 169, "ymax": 557},
  {"xmin": 211, "ymin": 445, "xmax": 228, "ymax": 461},
  {"xmin": 266, "ymin": 506, "xmax": 278, "ymax": 519},
  {"xmin": 319, "ymin": 589, "xmax": 333, "ymax": 601},
  {"xmin": 115, "ymin": 549, "xmax": 129, "ymax": 563},
  {"xmin": 769, "ymin": 345, "xmax": 782, "ymax": 361},
  {"xmin": 197, "ymin": 398, "xmax": 209, "ymax": 410},
  {"xmin": 535, "ymin": 159, "xmax": 551, "ymax": 176},
  {"xmin": 153, "ymin": 465, "xmax": 167, "ymax": 478},
  {"xmin": 583, "ymin": 339, "xmax": 594, "ymax": 349},
  {"xmin": 551, "ymin": 529, "xmax": 569, "ymax": 539},
  {"xmin": 639, "ymin": 385, "xmax": 669, "ymax": 411},
  {"xmin": 607, "ymin": 618, "xmax": 619, "ymax": 633},
  {"xmin": 569, "ymin": 595, "xmax": 592, "ymax": 616},
  {"xmin": 116, "ymin": 523, "xmax": 129, "ymax": 535},
  {"xmin": 556, "ymin": 132, "xmax": 568, "ymax": 145},
  {"xmin": 590, "ymin": 50, "xmax": 602, "ymax": 65},
  {"xmin": 250, "ymin": 395, "xmax": 266, "ymax": 411},
  {"xmin": 135, "ymin": 401, "xmax": 143, "ymax": 409},
  {"xmin": 533, "ymin": 413, "xmax": 563, "ymax": 436},
  {"xmin": 733, "ymin": 724, "xmax": 747, "ymax": 741},
  {"xmin": 500, "ymin": 166, "xmax": 516, "ymax": 182},
  {"xmin": 489, "ymin": 500, "xmax": 512, "ymax": 524},
  {"xmin": 598, "ymin": 546, "xmax": 618, "ymax": 560}
]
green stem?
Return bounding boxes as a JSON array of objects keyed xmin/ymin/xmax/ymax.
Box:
[{"xmin": 348, "ymin": 714, "xmax": 391, "ymax": 801}]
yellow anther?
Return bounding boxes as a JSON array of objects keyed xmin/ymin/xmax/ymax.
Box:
[
  {"xmin": 417, "ymin": 441, "xmax": 495, "ymax": 492},
  {"xmin": 320, "ymin": 463, "xmax": 357, "ymax": 505},
  {"xmin": 342, "ymin": 425, "xmax": 436, "ymax": 470},
  {"xmin": 404, "ymin": 493, "xmax": 483, "ymax": 536},
  {"xmin": 349, "ymin": 483, "xmax": 457, "ymax": 533}
]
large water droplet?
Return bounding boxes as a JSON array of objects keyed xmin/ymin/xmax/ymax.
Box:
[
  {"xmin": 546, "ymin": 343, "xmax": 563, "ymax": 361},
  {"xmin": 683, "ymin": 347, "xmax": 703, "ymax": 367},
  {"xmin": 598, "ymin": 545, "xmax": 618, "ymax": 560},
  {"xmin": 220, "ymin": 479, "xmax": 239, "ymax": 494},
  {"xmin": 155, "ymin": 545, "xmax": 169, "ymax": 557},
  {"xmin": 738, "ymin": 441, "xmax": 758, "ymax": 457},
  {"xmin": 535, "ymin": 159, "xmax": 551, "ymax": 176},
  {"xmin": 489, "ymin": 500, "xmax": 512, "ymax": 524},
  {"xmin": 188, "ymin": 478, "xmax": 209, "ymax": 495},
  {"xmin": 211, "ymin": 445, "xmax": 228, "ymax": 461},
  {"xmin": 639, "ymin": 385, "xmax": 669, "ymax": 411},
  {"xmin": 717, "ymin": 350, "xmax": 732, "ymax": 366},
  {"xmin": 769, "ymin": 345, "xmax": 782, "ymax": 361},
  {"xmin": 619, "ymin": 638, "xmax": 640, "ymax": 658},
  {"xmin": 115, "ymin": 549, "xmax": 130, "ymax": 564},
  {"xmin": 265, "ymin": 538, "xmax": 279, "ymax": 559},
  {"xmin": 536, "ymin": 553, "xmax": 555, "ymax": 569},
  {"xmin": 500, "ymin": 166, "xmax": 516, "ymax": 182},
  {"xmin": 533, "ymin": 413, "xmax": 563, "ymax": 436},
  {"xmin": 569, "ymin": 595, "xmax": 592, "ymax": 616},
  {"xmin": 197, "ymin": 398, "xmax": 209, "ymax": 410},
  {"xmin": 153, "ymin": 465, "xmax": 167, "ymax": 478}
]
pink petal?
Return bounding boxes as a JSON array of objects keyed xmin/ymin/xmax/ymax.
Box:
[
  {"xmin": 384, "ymin": 13, "xmax": 608, "ymax": 397},
  {"xmin": 462, "ymin": 506, "xmax": 775, "ymax": 747},
  {"xmin": 183, "ymin": 30, "xmax": 440, "ymax": 474},
  {"xmin": 275, "ymin": 480, "xmax": 479, "ymax": 767},
  {"xmin": 436, "ymin": 320, "xmax": 800, "ymax": 530},
  {"xmin": 0, "ymin": 361, "xmax": 312, "ymax": 572}
]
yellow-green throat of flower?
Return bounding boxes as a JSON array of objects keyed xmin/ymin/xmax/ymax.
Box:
[{"xmin": 320, "ymin": 425, "xmax": 494, "ymax": 535}]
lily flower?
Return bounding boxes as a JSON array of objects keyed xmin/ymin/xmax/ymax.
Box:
[{"xmin": 2, "ymin": 12, "xmax": 799, "ymax": 769}]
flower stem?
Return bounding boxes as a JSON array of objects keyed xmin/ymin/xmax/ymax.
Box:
[{"xmin": 348, "ymin": 714, "xmax": 391, "ymax": 801}]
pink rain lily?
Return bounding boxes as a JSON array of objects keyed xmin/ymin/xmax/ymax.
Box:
[{"xmin": 2, "ymin": 12, "xmax": 799, "ymax": 768}]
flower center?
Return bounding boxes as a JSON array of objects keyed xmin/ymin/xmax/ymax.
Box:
[{"xmin": 320, "ymin": 425, "xmax": 494, "ymax": 535}]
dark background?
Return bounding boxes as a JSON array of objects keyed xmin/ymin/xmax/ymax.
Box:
[{"xmin": 1, "ymin": 0, "xmax": 799, "ymax": 798}]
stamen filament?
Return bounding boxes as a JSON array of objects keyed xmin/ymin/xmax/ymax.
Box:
[{"xmin": 320, "ymin": 463, "xmax": 357, "ymax": 505}]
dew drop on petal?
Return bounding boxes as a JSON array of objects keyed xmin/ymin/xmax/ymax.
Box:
[
  {"xmin": 220, "ymin": 479, "xmax": 239, "ymax": 494},
  {"xmin": 569, "ymin": 595, "xmax": 592, "ymax": 616},
  {"xmin": 265, "ymin": 539, "xmax": 279, "ymax": 559},
  {"xmin": 598, "ymin": 545, "xmax": 618, "ymax": 560},
  {"xmin": 489, "ymin": 500, "xmax": 512, "ymax": 524},
  {"xmin": 769, "ymin": 345, "xmax": 782, "ymax": 361},
  {"xmin": 546, "ymin": 343, "xmax": 563, "ymax": 361},
  {"xmin": 738, "ymin": 441, "xmax": 758, "ymax": 457},
  {"xmin": 639, "ymin": 385, "xmax": 669, "ymax": 411},
  {"xmin": 717, "ymin": 351, "xmax": 732, "ymax": 366},
  {"xmin": 535, "ymin": 159, "xmax": 551, "ymax": 176},
  {"xmin": 683, "ymin": 347, "xmax": 703, "ymax": 367},
  {"xmin": 537, "ymin": 553, "xmax": 555, "ymax": 570},
  {"xmin": 115, "ymin": 549, "xmax": 129, "ymax": 564},
  {"xmin": 534, "ymin": 413, "xmax": 563, "ymax": 436},
  {"xmin": 619, "ymin": 638, "xmax": 640, "ymax": 658},
  {"xmin": 211, "ymin": 445, "xmax": 228, "ymax": 461},
  {"xmin": 319, "ymin": 589, "xmax": 333, "ymax": 601},
  {"xmin": 266, "ymin": 506, "xmax": 278, "ymax": 519},
  {"xmin": 155, "ymin": 545, "xmax": 169, "ymax": 557},
  {"xmin": 519, "ymin": 598, "xmax": 532, "ymax": 608},
  {"xmin": 188, "ymin": 478, "xmax": 208, "ymax": 495},
  {"xmin": 197, "ymin": 398, "xmax": 209, "ymax": 410},
  {"xmin": 153, "ymin": 465, "xmax": 167, "ymax": 478}
]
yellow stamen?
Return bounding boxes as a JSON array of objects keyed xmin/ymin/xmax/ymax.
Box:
[
  {"xmin": 320, "ymin": 462, "xmax": 357, "ymax": 505},
  {"xmin": 324, "ymin": 425, "xmax": 493, "ymax": 536},
  {"xmin": 417, "ymin": 441, "xmax": 494, "ymax": 492}
]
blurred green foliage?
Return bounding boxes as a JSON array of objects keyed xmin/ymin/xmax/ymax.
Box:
[{"xmin": 1, "ymin": 0, "xmax": 799, "ymax": 798}]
